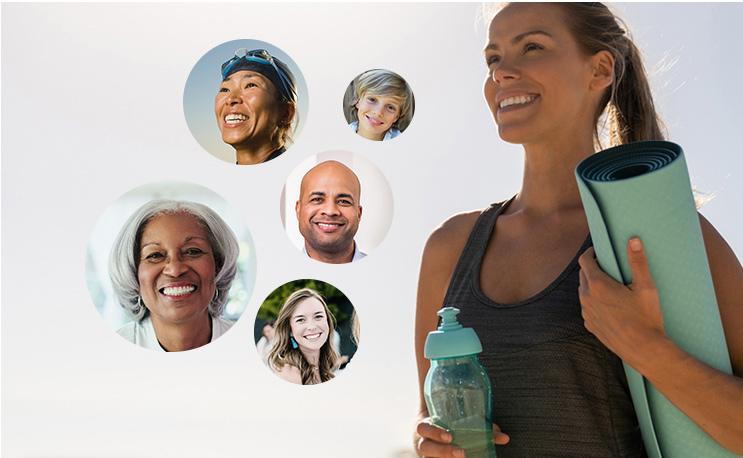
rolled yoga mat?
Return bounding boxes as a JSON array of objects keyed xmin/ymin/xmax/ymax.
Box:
[{"xmin": 575, "ymin": 140, "xmax": 737, "ymax": 458}]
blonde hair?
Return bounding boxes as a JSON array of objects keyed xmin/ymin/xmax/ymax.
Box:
[
  {"xmin": 267, "ymin": 289, "xmax": 339, "ymax": 385},
  {"xmin": 343, "ymin": 69, "xmax": 415, "ymax": 132}
]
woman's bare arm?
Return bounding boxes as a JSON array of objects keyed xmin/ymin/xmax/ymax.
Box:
[{"xmin": 414, "ymin": 212, "xmax": 509, "ymax": 457}]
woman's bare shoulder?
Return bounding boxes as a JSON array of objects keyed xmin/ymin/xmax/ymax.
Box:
[
  {"xmin": 418, "ymin": 209, "xmax": 486, "ymax": 300},
  {"xmin": 275, "ymin": 363, "xmax": 302, "ymax": 384},
  {"xmin": 424, "ymin": 209, "xmax": 484, "ymax": 261}
]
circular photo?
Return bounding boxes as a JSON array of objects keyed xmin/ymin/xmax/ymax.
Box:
[
  {"xmin": 184, "ymin": 39, "xmax": 308, "ymax": 165},
  {"xmin": 280, "ymin": 150, "xmax": 394, "ymax": 264},
  {"xmin": 86, "ymin": 181, "xmax": 257, "ymax": 352},
  {"xmin": 255, "ymin": 279, "xmax": 359, "ymax": 385},
  {"xmin": 343, "ymin": 69, "xmax": 415, "ymax": 141}
]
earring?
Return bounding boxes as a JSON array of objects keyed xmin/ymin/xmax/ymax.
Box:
[{"xmin": 290, "ymin": 334, "xmax": 298, "ymax": 349}]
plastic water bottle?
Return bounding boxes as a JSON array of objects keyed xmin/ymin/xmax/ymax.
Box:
[{"xmin": 424, "ymin": 307, "xmax": 496, "ymax": 457}]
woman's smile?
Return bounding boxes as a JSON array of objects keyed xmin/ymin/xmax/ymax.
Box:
[
  {"xmin": 137, "ymin": 213, "xmax": 216, "ymax": 326},
  {"xmin": 303, "ymin": 332, "xmax": 323, "ymax": 341},
  {"xmin": 215, "ymin": 71, "xmax": 283, "ymax": 149},
  {"xmin": 159, "ymin": 283, "xmax": 197, "ymax": 298},
  {"xmin": 223, "ymin": 112, "xmax": 248, "ymax": 127},
  {"xmin": 290, "ymin": 297, "xmax": 330, "ymax": 353}
]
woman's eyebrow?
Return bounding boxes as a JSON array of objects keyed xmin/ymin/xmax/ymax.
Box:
[
  {"xmin": 484, "ymin": 30, "xmax": 553, "ymax": 52},
  {"xmin": 140, "ymin": 236, "xmax": 207, "ymax": 249}
]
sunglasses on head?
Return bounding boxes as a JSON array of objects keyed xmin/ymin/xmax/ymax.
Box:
[{"xmin": 221, "ymin": 48, "xmax": 292, "ymax": 101}]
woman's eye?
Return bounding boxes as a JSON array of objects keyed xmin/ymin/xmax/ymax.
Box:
[
  {"xmin": 486, "ymin": 55, "xmax": 501, "ymax": 66},
  {"xmin": 386, "ymin": 105, "xmax": 397, "ymax": 112},
  {"xmin": 367, "ymin": 97, "xmax": 377, "ymax": 103},
  {"xmin": 145, "ymin": 252, "xmax": 164, "ymax": 261},
  {"xmin": 524, "ymin": 43, "xmax": 543, "ymax": 53},
  {"xmin": 245, "ymin": 82, "xmax": 257, "ymax": 89},
  {"xmin": 219, "ymin": 87, "xmax": 229, "ymax": 93},
  {"xmin": 185, "ymin": 248, "xmax": 204, "ymax": 256}
]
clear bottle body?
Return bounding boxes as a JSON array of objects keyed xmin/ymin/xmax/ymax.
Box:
[{"xmin": 424, "ymin": 355, "xmax": 496, "ymax": 458}]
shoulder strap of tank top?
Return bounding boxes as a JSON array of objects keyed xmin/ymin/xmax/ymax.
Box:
[{"xmin": 441, "ymin": 196, "xmax": 516, "ymax": 309}]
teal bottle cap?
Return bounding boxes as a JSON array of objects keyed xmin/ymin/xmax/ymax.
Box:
[{"xmin": 424, "ymin": 307, "xmax": 483, "ymax": 359}]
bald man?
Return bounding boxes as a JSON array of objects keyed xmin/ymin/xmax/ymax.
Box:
[{"xmin": 295, "ymin": 160, "xmax": 366, "ymax": 264}]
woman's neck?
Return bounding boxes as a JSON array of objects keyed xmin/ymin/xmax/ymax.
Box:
[
  {"xmin": 151, "ymin": 312, "xmax": 212, "ymax": 352},
  {"xmin": 300, "ymin": 348, "xmax": 321, "ymax": 368},
  {"xmin": 234, "ymin": 140, "xmax": 282, "ymax": 165},
  {"xmin": 510, "ymin": 135, "xmax": 596, "ymax": 215}
]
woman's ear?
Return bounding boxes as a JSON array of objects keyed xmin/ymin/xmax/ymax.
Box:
[
  {"xmin": 589, "ymin": 50, "xmax": 615, "ymax": 92},
  {"xmin": 282, "ymin": 102, "xmax": 296, "ymax": 126}
]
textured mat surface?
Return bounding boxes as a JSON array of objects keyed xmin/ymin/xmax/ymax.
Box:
[{"xmin": 576, "ymin": 141, "xmax": 736, "ymax": 458}]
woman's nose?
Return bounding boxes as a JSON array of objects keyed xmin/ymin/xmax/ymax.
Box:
[
  {"xmin": 163, "ymin": 256, "xmax": 188, "ymax": 277},
  {"xmin": 492, "ymin": 58, "xmax": 520, "ymax": 84},
  {"xmin": 226, "ymin": 92, "xmax": 242, "ymax": 105}
]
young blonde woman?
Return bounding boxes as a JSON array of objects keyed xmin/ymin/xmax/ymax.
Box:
[{"xmin": 414, "ymin": 3, "xmax": 743, "ymax": 457}]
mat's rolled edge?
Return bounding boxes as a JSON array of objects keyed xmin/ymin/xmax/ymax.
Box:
[{"xmin": 575, "ymin": 170, "xmax": 662, "ymax": 458}]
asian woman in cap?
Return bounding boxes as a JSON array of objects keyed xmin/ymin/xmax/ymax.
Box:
[{"xmin": 215, "ymin": 48, "xmax": 298, "ymax": 165}]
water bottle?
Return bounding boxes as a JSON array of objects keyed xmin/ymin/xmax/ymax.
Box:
[{"xmin": 424, "ymin": 307, "xmax": 496, "ymax": 457}]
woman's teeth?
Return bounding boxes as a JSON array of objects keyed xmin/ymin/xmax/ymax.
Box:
[
  {"xmin": 162, "ymin": 285, "xmax": 196, "ymax": 296},
  {"xmin": 500, "ymin": 96, "xmax": 535, "ymax": 109},
  {"xmin": 225, "ymin": 114, "xmax": 247, "ymax": 123},
  {"xmin": 304, "ymin": 333, "xmax": 322, "ymax": 340}
]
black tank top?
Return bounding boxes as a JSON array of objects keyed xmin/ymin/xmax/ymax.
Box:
[{"xmin": 443, "ymin": 198, "xmax": 645, "ymax": 457}]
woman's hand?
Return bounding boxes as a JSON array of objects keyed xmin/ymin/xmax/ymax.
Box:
[
  {"xmin": 415, "ymin": 416, "xmax": 509, "ymax": 458},
  {"xmin": 578, "ymin": 237, "xmax": 670, "ymax": 367},
  {"xmin": 578, "ymin": 231, "xmax": 743, "ymax": 454}
]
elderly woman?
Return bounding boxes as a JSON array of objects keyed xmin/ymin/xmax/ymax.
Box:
[
  {"xmin": 267, "ymin": 288, "xmax": 339, "ymax": 385},
  {"xmin": 109, "ymin": 199, "xmax": 239, "ymax": 352},
  {"xmin": 215, "ymin": 48, "xmax": 298, "ymax": 165}
]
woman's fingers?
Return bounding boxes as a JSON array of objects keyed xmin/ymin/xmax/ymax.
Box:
[
  {"xmin": 493, "ymin": 424, "xmax": 511, "ymax": 445},
  {"xmin": 626, "ymin": 237, "xmax": 654, "ymax": 290},
  {"xmin": 416, "ymin": 421, "xmax": 453, "ymax": 443},
  {"xmin": 417, "ymin": 421, "xmax": 464, "ymax": 458},
  {"xmin": 416, "ymin": 419, "xmax": 509, "ymax": 457},
  {"xmin": 418, "ymin": 439, "xmax": 465, "ymax": 458}
]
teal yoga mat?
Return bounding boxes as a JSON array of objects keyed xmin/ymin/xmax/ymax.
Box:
[{"xmin": 575, "ymin": 141, "xmax": 737, "ymax": 458}]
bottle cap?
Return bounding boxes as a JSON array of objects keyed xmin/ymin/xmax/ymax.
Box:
[{"xmin": 424, "ymin": 307, "xmax": 483, "ymax": 359}]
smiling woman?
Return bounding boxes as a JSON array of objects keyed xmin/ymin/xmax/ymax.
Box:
[
  {"xmin": 183, "ymin": 40, "xmax": 306, "ymax": 165},
  {"xmin": 109, "ymin": 199, "xmax": 240, "ymax": 352},
  {"xmin": 414, "ymin": 2, "xmax": 743, "ymax": 457},
  {"xmin": 215, "ymin": 48, "xmax": 298, "ymax": 164},
  {"xmin": 267, "ymin": 288, "xmax": 340, "ymax": 385}
]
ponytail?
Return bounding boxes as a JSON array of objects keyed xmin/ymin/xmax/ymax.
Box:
[{"xmin": 557, "ymin": 3, "xmax": 666, "ymax": 147}]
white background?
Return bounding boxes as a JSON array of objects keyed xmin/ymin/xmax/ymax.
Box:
[{"xmin": 3, "ymin": 3, "xmax": 742, "ymax": 458}]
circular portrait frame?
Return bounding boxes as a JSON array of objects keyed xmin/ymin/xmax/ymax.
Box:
[{"xmin": 184, "ymin": 39, "xmax": 309, "ymax": 164}]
